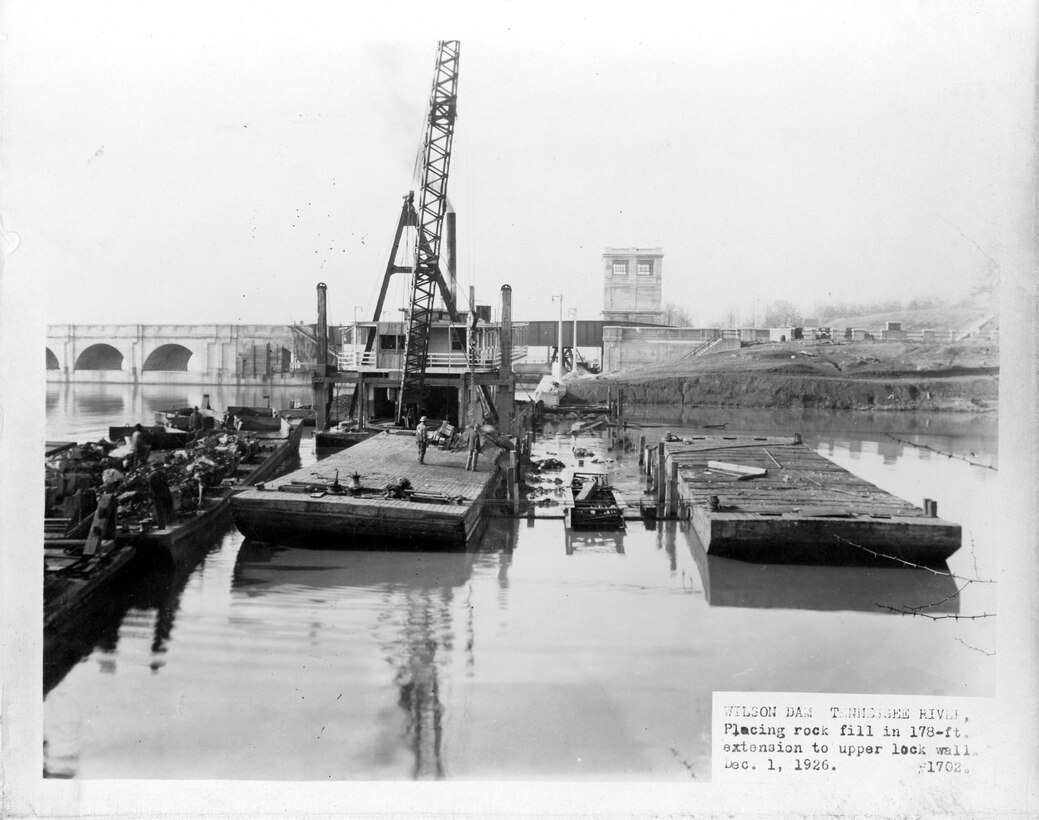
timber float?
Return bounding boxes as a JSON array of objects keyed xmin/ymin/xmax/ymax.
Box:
[{"xmin": 644, "ymin": 434, "xmax": 961, "ymax": 564}]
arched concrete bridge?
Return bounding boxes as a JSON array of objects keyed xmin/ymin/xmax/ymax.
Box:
[{"xmin": 46, "ymin": 324, "xmax": 315, "ymax": 385}]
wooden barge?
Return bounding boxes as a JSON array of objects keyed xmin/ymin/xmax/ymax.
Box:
[
  {"xmin": 44, "ymin": 494, "xmax": 133, "ymax": 631},
  {"xmin": 658, "ymin": 435, "xmax": 961, "ymax": 564},
  {"xmin": 45, "ymin": 421, "xmax": 302, "ymax": 640},
  {"xmin": 131, "ymin": 419, "xmax": 303, "ymax": 562},
  {"xmin": 231, "ymin": 429, "xmax": 505, "ymax": 549},
  {"xmin": 45, "ymin": 540, "xmax": 136, "ymax": 631}
]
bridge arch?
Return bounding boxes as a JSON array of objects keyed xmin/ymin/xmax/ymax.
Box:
[
  {"xmin": 143, "ymin": 343, "xmax": 195, "ymax": 371},
  {"xmin": 74, "ymin": 343, "xmax": 124, "ymax": 371},
  {"xmin": 46, "ymin": 348, "xmax": 60, "ymax": 370}
]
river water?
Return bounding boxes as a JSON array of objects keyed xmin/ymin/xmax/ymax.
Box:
[{"xmin": 43, "ymin": 383, "xmax": 998, "ymax": 781}]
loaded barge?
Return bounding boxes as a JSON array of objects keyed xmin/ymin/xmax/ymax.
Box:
[
  {"xmin": 130, "ymin": 419, "xmax": 303, "ymax": 561},
  {"xmin": 648, "ymin": 435, "xmax": 961, "ymax": 564},
  {"xmin": 231, "ymin": 428, "xmax": 506, "ymax": 549},
  {"xmin": 44, "ymin": 420, "xmax": 303, "ymax": 631}
]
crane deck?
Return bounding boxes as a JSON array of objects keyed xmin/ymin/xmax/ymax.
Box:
[
  {"xmin": 230, "ymin": 429, "xmax": 504, "ymax": 550},
  {"xmin": 663, "ymin": 436, "xmax": 961, "ymax": 564}
]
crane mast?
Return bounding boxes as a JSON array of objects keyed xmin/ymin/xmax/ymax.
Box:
[{"xmin": 395, "ymin": 40, "xmax": 461, "ymax": 425}]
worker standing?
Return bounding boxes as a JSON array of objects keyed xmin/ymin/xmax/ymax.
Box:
[
  {"xmin": 131, "ymin": 424, "xmax": 150, "ymax": 470},
  {"xmin": 465, "ymin": 423, "xmax": 482, "ymax": 471},
  {"xmin": 148, "ymin": 469, "xmax": 173, "ymax": 529},
  {"xmin": 416, "ymin": 416, "xmax": 429, "ymax": 464},
  {"xmin": 187, "ymin": 406, "xmax": 204, "ymax": 442}
]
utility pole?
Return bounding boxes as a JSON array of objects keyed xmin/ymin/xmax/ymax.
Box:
[
  {"xmin": 551, "ymin": 294, "xmax": 563, "ymax": 378},
  {"xmin": 569, "ymin": 307, "xmax": 578, "ymax": 373}
]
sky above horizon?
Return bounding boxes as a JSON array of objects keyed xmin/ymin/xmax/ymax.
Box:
[{"xmin": 3, "ymin": 1, "xmax": 1032, "ymax": 328}]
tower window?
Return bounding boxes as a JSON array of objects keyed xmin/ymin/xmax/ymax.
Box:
[
  {"xmin": 637, "ymin": 260, "xmax": 653, "ymax": 276},
  {"xmin": 612, "ymin": 260, "xmax": 628, "ymax": 277}
]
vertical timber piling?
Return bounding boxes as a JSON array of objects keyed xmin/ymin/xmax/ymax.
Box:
[
  {"xmin": 656, "ymin": 439, "xmax": 666, "ymax": 517},
  {"xmin": 315, "ymin": 283, "xmax": 329, "ymax": 431},
  {"xmin": 496, "ymin": 284, "xmax": 514, "ymax": 426}
]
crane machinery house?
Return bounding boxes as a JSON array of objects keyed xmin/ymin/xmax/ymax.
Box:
[{"xmin": 337, "ymin": 305, "xmax": 527, "ymax": 425}]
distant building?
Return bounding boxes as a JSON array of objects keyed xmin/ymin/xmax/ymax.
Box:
[{"xmin": 602, "ymin": 247, "xmax": 664, "ymax": 325}]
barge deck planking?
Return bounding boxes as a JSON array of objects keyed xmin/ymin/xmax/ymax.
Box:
[
  {"xmin": 664, "ymin": 435, "xmax": 961, "ymax": 563},
  {"xmin": 231, "ymin": 429, "xmax": 504, "ymax": 549}
]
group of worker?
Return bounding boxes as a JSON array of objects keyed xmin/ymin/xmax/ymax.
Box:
[{"xmin": 415, "ymin": 415, "xmax": 482, "ymax": 471}]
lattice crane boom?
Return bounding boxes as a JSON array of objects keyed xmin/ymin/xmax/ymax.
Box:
[{"xmin": 395, "ymin": 40, "xmax": 461, "ymax": 425}]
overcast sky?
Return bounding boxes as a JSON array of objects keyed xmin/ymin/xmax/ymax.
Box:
[{"xmin": 3, "ymin": 1, "xmax": 1032, "ymax": 328}]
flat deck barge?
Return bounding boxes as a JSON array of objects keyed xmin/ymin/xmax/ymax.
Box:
[
  {"xmin": 231, "ymin": 429, "xmax": 504, "ymax": 549},
  {"xmin": 663, "ymin": 435, "xmax": 960, "ymax": 564}
]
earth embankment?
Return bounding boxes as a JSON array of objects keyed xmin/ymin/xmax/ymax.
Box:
[{"xmin": 564, "ymin": 340, "xmax": 998, "ymax": 412}]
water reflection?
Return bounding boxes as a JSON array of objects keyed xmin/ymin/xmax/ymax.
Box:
[
  {"xmin": 44, "ymin": 582, "xmax": 133, "ymax": 697},
  {"xmin": 687, "ymin": 534, "xmax": 960, "ymax": 615},
  {"xmin": 43, "ymin": 541, "xmax": 224, "ymax": 778},
  {"xmin": 232, "ymin": 543, "xmax": 478, "ymax": 779},
  {"xmin": 44, "ymin": 538, "xmax": 222, "ymax": 696},
  {"xmin": 564, "ymin": 530, "xmax": 625, "ymax": 555}
]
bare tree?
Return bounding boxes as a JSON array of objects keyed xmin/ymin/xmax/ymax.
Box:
[
  {"xmin": 662, "ymin": 302, "xmax": 694, "ymax": 327},
  {"xmin": 763, "ymin": 299, "xmax": 803, "ymax": 327}
]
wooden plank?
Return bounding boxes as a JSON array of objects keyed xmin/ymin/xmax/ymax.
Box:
[
  {"xmin": 82, "ymin": 493, "xmax": 116, "ymax": 556},
  {"xmin": 706, "ymin": 461, "xmax": 767, "ymax": 479},
  {"xmin": 574, "ymin": 479, "xmax": 595, "ymax": 502}
]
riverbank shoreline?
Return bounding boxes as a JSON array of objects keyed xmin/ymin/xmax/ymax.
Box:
[{"xmin": 567, "ymin": 339, "xmax": 998, "ymax": 413}]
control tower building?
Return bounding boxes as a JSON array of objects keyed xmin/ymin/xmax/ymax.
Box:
[{"xmin": 601, "ymin": 247, "xmax": 664, "ymax": 325}]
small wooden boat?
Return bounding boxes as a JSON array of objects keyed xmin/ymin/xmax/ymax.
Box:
[
  {"xmin": 565, "ymin": 472, "xmax": 625, "ymax": 530},
  {"xmin": 225, "ymin": 405, "xmax": 283, "ymax": 432},
  {"xmin": 153, "ymin": 407, "xmax": 219, "ymax": 431}
]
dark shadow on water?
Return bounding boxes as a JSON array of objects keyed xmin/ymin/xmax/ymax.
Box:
[
  {"xmin": 232, "ymin": 540, "xmax": 477, "ymax": 590},
  {"xmin": 44, "ymin": 534, "xmax": 226, "ymax": 696},
  {"xmin": 685, "ymin": 531, "xmax": 961, "ymax": 615}
]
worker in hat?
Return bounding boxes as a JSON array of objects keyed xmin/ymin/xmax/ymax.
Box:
[
  {"xmin": 465, "ymin": 422, "xmax": 482, "ymax": 471},
  {"xmin": 187, "ymin": 406, "xmax": 204, "ymax": 442},
  {"xmin": 415, "ymin": 416, "xmax": 429, "ymax": 464}
]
